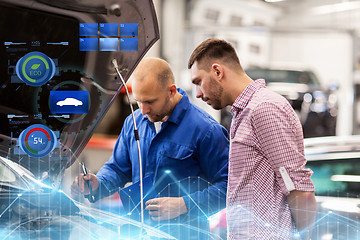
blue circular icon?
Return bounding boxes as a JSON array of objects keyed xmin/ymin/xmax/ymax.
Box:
[
  {"xmin": 15, "ymin": 51, "xmax": 56, "ymax": 87},
  {"xmin": 19, "ymin": 124, "xmax": 57, "ymax": 158}
]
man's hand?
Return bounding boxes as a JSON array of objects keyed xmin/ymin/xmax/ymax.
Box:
[
  {"xmin": 71, "ymin": 173, "xmax": 99, "ymax": 196},
  {"xmin": 145, "ymin": 197, "xmax": 188, "ymax": 221}
]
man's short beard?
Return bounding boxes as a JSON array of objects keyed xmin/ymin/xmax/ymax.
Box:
[
  {"xmin": 209, "ymin": 76, "xmax": 224, "ymax": 110},
  {"xmin": 148, "ymin": 95, "xmax": 171, "ymax": 122}
]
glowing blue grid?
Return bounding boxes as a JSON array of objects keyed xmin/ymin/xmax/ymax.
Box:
[
  {"xmin": 119, "ymin": 23, "xmax": 138, "ymax": 37},
  {"xmin": 79, "ymin": 23, "xmax": 98, "ymax": 37},
  {"xmin": 99, "ymin": 38, "xmax": 118, "ymax": 51},
  {"xmin": 99, "ymin": 23, "xmax": 118, "ymax": 37},
  {"xmin": 79, "ymin": 38, "xmax": 98, "ymax": 51},
  {"xmin": 120, "ymin": 38, "xmax": 138, "ymax": 51}
]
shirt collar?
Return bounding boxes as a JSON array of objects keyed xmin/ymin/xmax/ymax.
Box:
[
  {"xmin": 231, "ymin": 79, "xmax": 265, "ymax": 114},
  {"xmin": 166, "ymin": 88, "xmax": 188, "ymax": 125},
  {"xmin": 141, "ymin": 88, "xmax": 188, "ymax": 125}
]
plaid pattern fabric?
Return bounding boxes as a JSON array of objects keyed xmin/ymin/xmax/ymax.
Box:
[{"xmin": 227, "ymin": 79, "xmax": 315, "ymax": 240}]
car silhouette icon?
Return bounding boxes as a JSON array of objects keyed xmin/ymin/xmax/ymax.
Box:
[{"xmin": 56, "ymin": 97, "xmax": 83, "ymax": 107}]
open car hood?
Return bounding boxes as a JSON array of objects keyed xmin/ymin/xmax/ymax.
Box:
[{"xmin": 0, "ymin": 0, "xmax": 159, "ymax": 186}]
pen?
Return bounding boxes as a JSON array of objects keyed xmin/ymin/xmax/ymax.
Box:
[{"xmin": 81, "ymin": 162, "xmax": 95, "ymax": 203}]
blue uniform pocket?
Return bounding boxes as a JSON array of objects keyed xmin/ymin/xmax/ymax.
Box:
[
  {"xmin": 159, "ymin": 142, "xmax": 194, "ymax": 160},
  {"xmin": 155, "ymin": 142, "xmax": 198, "ymax": 196},
  {"xmin": 165, "ymin": 145, "xmax": 194, "ymax": 161}
]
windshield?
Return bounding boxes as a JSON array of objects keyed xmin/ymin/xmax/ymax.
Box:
[
  {"xmin": 246, "ymin": 69, "xmax": 321, "ymax": 87},
  {"xmin": 307, "ymin": 158, "xmax": 360, "ymax": 198}
]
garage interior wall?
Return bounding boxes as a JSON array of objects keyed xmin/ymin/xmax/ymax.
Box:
[{"xmin": 270, "ymin": 31, "xmax": 354, "ymax": 136}]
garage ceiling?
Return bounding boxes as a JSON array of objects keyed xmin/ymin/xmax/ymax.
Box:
[{"xmin": 259, "ymin": 0, "xmax": 360, "ymax": 32}]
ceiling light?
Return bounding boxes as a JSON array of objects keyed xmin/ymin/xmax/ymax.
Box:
[
  {"xmin": 310, "ymin": 1, "xmax": 360, "ymax": 15},
  {"xmin": 265, "ymin": 0, "xmax": 285, "ymax": 2}
]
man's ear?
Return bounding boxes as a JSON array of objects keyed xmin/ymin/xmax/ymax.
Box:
[
  {"xmin": 169, "ymin": 84, "xmax": 177, "ymax": 97},
  {"xmin": 212, "ymin": 64, "xmax": 224, "ymax": 81}
]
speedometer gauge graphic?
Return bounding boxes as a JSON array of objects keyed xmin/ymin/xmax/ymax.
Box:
[{"xmin": 19, "ymin": 124, "xmax": 57, "ymax": 158}]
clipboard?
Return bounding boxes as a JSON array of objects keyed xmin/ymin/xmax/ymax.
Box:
[{"xmin": 118, "ymin": 176, "xmax": 157, "ymax": 220}]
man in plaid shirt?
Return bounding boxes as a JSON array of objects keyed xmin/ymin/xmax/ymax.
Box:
[{"xmin": 188, "ymin": 39, "xmax": 316, "ymax": 240}]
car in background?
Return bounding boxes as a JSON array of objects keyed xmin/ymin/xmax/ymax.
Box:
[
  {"xmin": 245, "ymin": 68, "xmax": 338, "ymax": 138},
  {"xmin": 304, "ymin": 135, "xmax": 360, "ymax": 240},
  {"xmin": 210, "ymin": 135, "xmax": 360, "ymax": 240}
]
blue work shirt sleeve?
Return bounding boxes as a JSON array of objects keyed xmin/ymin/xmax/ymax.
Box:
[
  {"xmin": 95, "ymin": 117, "xmax": 133, "ymax": 200},
  {"xmin": 182, "ymin": 124, "xmax": 229, "ymax": 218}
]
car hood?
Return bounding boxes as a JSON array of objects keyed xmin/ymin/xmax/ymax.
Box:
[
  {"xmin": 0, "ymin": 0, "xmax": 159, "ymax": 186},
  {"xmin": 0, "ymin": 155, "xmax": 176, "ymax": 239}
]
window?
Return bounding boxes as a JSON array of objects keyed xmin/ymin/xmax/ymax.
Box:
[
  {"xmin": 205, "ymin": 8, "xmax": 220, "ymax": 23},
  {"xmin": 230, "ymin": 15, "xmax": 243, "ymax": 26}
]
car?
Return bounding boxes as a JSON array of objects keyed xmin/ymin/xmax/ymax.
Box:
[
  {"xmin": 210, "ymin": 135, "xmax": 360, "ymax": 240},
  {"xmin": 56, "ymin": 98, "xmax": 83, "ymax": 107},
  {"xmin": 0, "ymin": 1, "xmax": 225, "ymax": 239},
  {"xmin": 0, "ymin": 155, "xmax": 177, "ymax": 240},
  {"xmin": 245, "ymin": 68, "xmax": 338, "ymax": 138},
  {"xmin": 0, "ymin": 0, "xmax": 180, "ymax": 239}
]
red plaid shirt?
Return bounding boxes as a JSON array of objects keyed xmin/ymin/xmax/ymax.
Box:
[{"xmin": 227, "ymin": 79, "xmax": 315, "ymax": 240}]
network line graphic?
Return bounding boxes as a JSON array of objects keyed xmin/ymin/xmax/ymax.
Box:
[
  {"xmin": 223, "ymin": 197, "xmax": 360, "ymax": 240},
  {"xmin": 1, "ymin": 135, "xmax": 360, "ymax": 240},
  {"xmin": 1, "ymin": 150, "xmax": 360, "ymax": 240},
  {"xmin": 93, "ymin": 169, "xmax": 360, "ymax": 240}
]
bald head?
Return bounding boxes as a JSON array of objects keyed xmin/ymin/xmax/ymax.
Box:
[
  {"xmin": 130, "ymin": 57, "xmax": 182, "ymax": 122},
  {"xmin": 132, "ymin": 57, "xmax": 175, "ymax": 89}
]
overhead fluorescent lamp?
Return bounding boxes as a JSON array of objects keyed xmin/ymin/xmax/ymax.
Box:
[
  {"xmin": 331, "ymin": 175, "xmax": 360, "ymax": 182},
  {"xmin": 310, "ymin": 1, "xmax": 360, "ymax": 15},
  {"xmin": 265, "ymin": 0, "xmax": 285, "ymax": 2}
]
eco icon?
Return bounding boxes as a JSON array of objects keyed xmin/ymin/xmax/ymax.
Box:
[
  {"xmin": 15, "ymin": 51, "xmax": 56, "ymax": 87},
  {"xmin": 31, "ymin": 64, "xmax": 41, "ymax": 70}
]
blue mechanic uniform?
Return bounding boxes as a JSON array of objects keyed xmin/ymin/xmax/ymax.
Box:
[{"xmin": 95, "ymin": 88, "xmax": 229, "ymax": 238}]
